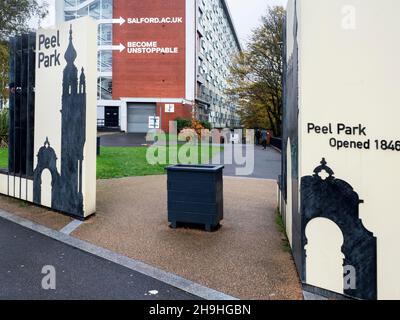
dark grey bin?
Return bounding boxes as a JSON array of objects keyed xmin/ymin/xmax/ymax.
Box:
[{"xmin": 166, "ymin": 164, "xmax": 224, "ymax": 232}]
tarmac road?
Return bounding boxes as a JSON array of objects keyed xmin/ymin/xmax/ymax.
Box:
[{"xmin": 0, "ymin": 216, "xmax": 200, "ymax": 300}]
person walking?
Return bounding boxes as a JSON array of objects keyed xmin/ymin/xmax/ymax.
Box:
[
  {"xmin": 261, "ymin": 129, "xmax": 268, "ymax": 150},
  {"xmin": 255, "ymin": 129, "xmax": 261, "ymax": 145}
]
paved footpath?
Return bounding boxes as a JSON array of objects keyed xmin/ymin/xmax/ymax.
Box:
[
  {"xmin": 100, "ymin": 133, "xmax": 148, "ymax": 147},
  {"xmin": 0, "ymin": 216, "xmax": 200, "ymax": 300},
  {"xmin": 212, "ymin": 145, "xmax": 281, "ymax": 180}
]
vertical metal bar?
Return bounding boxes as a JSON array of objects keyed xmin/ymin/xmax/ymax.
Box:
[
  {"xmin": 27, "ymin": 33, "xmax": 36, "ymax": 179},
  {"xmin": 19, "ymin": 34, "xmax": 28, "ymax": 198},
  {"xmin": 25, "ymin": 32, "xmax": 35, "ymax": 199},
  {"xmin": 8, "ymin": 37, "xmax": 16, "ymax": 195},
  {"xmin": 13, "ymin": 36, "xmax": 22, "ymax": 196},
  {"xmin": 8, "ymin": 38, "xmax": 15, "ymax": 174},
  {"xmin": 25, "ymin": 35, "xmax": 30, "ymax": 200}
]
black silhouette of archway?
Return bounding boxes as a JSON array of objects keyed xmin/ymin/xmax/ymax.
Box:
[
  {"xmin": 301, "ymin": 158, "xmax": 377, "ymax": 300},
  {"xmin": 33, "ymin": 138, "xmax": 61, "ymax": 209}
]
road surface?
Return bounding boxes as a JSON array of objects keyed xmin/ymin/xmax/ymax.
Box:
[{"xmin": 0, "ymin": 217, "xmax": 200, "ymax": 300}]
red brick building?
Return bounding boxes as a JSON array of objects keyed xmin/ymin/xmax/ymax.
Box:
[{"xmin": 57, "ymin": 0, "xmax": 241, "ymax": 132}]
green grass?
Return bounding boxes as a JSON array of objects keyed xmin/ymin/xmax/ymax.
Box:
[
  {"xmin": 97, "ymin": 147, "xmax": 165, "ymax": 179},
  {"xmin": 275, "ymin": 208, "xmax": 292, "ymax": 253},
  {"xmin": 0, "ymin": 148, "xmax": 7, "ymax": 169},
  {"xmin": 0, "ymin": 145, "xmax": 222, "ymax": 179},
  {"xmin": 97, "ymin": 145, "xmax": 221, "ymax": 179}
]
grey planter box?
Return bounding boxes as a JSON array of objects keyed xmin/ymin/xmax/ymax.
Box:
[{"xmin": 166, "ymin": 164, "xmax": 224, "ymax": 232}]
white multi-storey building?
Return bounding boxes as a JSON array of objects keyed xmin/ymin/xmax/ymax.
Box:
[{"xmin": 196, "ymin": 0, "xmax": 241, "ymax": 128}]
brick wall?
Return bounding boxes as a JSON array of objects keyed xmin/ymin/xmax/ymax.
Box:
[
  {"xmin": 113, "ymin": 0, "xmax": 186, "ymax": 100},
  {"xmin": 156, "ymin": 103, "xmax": 192, "ymax": 132}
]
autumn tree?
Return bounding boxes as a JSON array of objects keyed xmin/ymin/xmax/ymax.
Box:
[{"xmin": 226, "ymin": 6, "xmax": 284, "ymax": 136}]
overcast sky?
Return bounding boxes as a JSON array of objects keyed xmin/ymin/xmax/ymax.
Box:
[
  {"xmin": 226, "ymin": 0, "xmax": 286, "ymax": 45},
  {"xmin": 37, "ymin": 0, "xmax": 287, "ymax": 46}
]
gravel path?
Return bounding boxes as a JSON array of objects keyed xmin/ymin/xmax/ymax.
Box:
[{"xmin": 73, "ymin": 175, "xmax": 303, "ymax": 300}]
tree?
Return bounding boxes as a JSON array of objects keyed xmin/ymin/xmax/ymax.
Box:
[
  {"xmin": 236, "ymin": 100, "xmax": 270, "ymax": 129},
  {"xmin": 0, "ymin": 0, "xmax": 48, "ymax": 41},
  {"xmin": 0, "ymin": 0, "xmax": 48, "ymax": 108},
  {"xmin": 0, "ymin": 108, "xmax": 9, "ymax": 146},
  {"xmin": 226, "ymin": 6, "xmax": 284, "ymax": 136}
]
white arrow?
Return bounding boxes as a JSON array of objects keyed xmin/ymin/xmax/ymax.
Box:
[
  {"xmin": 112, "ymin": 43, "xmax": 126, "ymax": 52},
  {"xmin": 113, "ymin": 16, "xmax": 126, "ymax": 25},
  {"xmin": 98, "ymin": 17, "xmax": 126, "ymax": 26},
  {"xmin": 100, "ymin": 43, "xmax": 126, "ymax": 52}
]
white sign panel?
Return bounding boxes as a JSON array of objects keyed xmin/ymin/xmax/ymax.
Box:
[
  {"xmin": 165, "ymin": 104, "xmax": 175, "ymax": 113},
  {"xmin": 282, "ymin": 0, "xmax": 400, "ymax": 300},
  {"xmin": 34, "ymin": 17, "xmax": 98, "ymax": 218}
]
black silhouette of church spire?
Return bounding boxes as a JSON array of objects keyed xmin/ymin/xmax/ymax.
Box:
[
  {"xmin": 33, "ymin": 25, "xmax": 87, "ymax": 217},
  {"xmin": 61, "ymin": 25, "xmax": 86, "ymax": 214},
  {"xmin": 63, "ymin": 26, "xmax": 78, "ymax": 95}
]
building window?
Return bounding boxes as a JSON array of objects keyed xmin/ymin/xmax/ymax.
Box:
[
  {"xmin": 65, "ymin": 11, "xmax": 76, "ymax": 21},
  {"xmin": 101, "ymin": 0, "xmax": 112, "ymax": 19},
  {"xmin": 197, "ymin": 57, "xmax": 203, "ymax": 75},
  {"xmin": 77, "ymin": 6, "xmax": 88, "ymax": 18},
  {"xmin": 98, "ymin": 23, "xmax": 112, "ymax": 45},
  {"xmin": 98, "ymin": 50, "xmax": 112, "ymax": 72},
  {"xmin": 98, "ymin": 77, "xmax": 112, "ymax": 100},
  {"xmin": 196, "ymin": 81, "xmax": 202, "ymax": 97},
  {"xmin": 89, "ymin": 1, "xmax": 101, "ymax": 19},
  {"xmin": 64, "ymin": 0, "xmax": 76, "ymax": 7},
  {"xmin": 198, "ymin": 8, "xmax": 204, "ymax": 28},
  {"xmin": 196, "ymin": 31, "xmax": 203, "ymax": 54}
]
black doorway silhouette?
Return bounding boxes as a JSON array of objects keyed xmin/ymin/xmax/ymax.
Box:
[
  {"xmin": 301, "ymin": 158, "xmax": 377, "ymax": 300},
  {"xmin": 33, "ymin": 138, "xmax": 61, "ymax": 209}
]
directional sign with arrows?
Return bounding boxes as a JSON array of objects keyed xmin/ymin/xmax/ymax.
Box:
[
  {"xmin": 112, "ymin": 0, "xmax": 186, "ymax": 99},
  {"xmin": 99, "ymin": 17, "xmax": 126, "ymax": 53}
]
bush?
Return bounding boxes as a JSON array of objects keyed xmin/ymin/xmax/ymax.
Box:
[
  {"xmin": 175, "ymin": 117, "xmax": 192, "ymax": 133},
  {"xmin": 0, "ymin": 108, "xmax": 8, "ymax": 147},
  {"xmin": 200, "ymin": 120, "xmax": 212, "ymax": 130}
]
